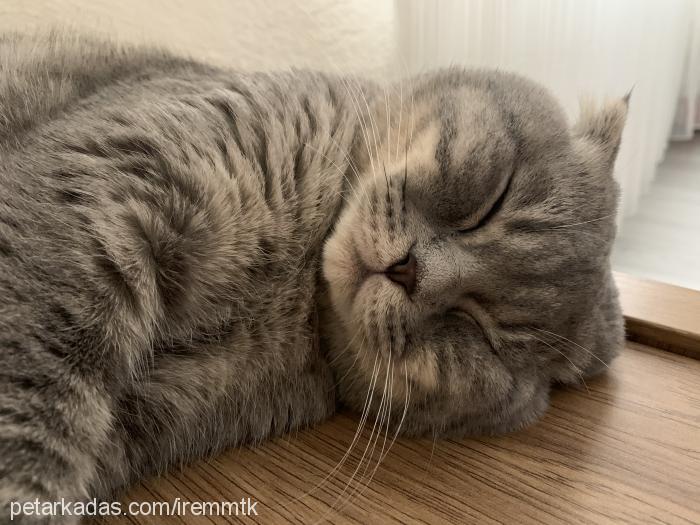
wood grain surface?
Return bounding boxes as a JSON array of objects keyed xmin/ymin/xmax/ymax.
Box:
[
  {"xmin": 93, "ymin": 342, "xmax": 700, "ymax": 524},
  {"xmin": 615, "ymin": 271, "xmax": 700, "ymax": 359}
]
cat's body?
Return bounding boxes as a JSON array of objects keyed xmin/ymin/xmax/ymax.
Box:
[
  {"xmin": 1, "ymin": 33, "xmax": 626, "ymax": 524},
  {"xmin": 0, "ymin": 34, "xmax": 358, "ymax": 515}
]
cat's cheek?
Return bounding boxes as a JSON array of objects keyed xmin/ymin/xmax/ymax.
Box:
[
  {"xmin": 350, "ymin": 347, "xmax": 440, "ymax": 405},
  {"xmin": 400, "ymin": 350, "xmax": 440, "ymax": 396},
  {"xmin": 322, "ymin": 234, "xmax": 356, "ymax": 310}
]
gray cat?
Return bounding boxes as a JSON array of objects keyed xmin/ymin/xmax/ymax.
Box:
[{"xmin": 0, "ymin": 33, "xmax": 626, "ymax": 523}]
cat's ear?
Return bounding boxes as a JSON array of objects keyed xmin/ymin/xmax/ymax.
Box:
[{"xmin": 572, "ymin": 94, "xmax": 629, "ymax": 168}]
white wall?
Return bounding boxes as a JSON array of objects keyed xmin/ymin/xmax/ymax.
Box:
[{"xmin": 0, "ymin": 0, "xmax": 396, "ymax": 77}]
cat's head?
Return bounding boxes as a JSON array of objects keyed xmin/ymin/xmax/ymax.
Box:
[{"xmin": 321, "ymin": 69, "xmax": 627, "ymax": 436}]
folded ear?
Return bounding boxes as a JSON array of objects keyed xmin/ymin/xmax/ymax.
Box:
[{"xmin": 572, "ymin": 95, "xmax": 629, "ymax": 168}]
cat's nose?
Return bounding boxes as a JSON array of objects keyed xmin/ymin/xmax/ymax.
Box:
[{"xmin": 385, "ymin": 251, "xmax": 417, "ymax": 295}]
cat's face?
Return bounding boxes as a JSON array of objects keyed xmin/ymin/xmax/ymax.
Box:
[{"xmin": 322, "ymin": 70, "xmax": 627, "ymax": 436}]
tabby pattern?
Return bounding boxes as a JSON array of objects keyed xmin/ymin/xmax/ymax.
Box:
[{"xmin": 0, "ymin": 33, "xmax": 626, "ymax": 524}]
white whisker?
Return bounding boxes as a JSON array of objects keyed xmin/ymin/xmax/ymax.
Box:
[
  {"xmin": 395, "ymin": 80, "xmax": 403, "ymax": 164},
  {"xmin": 379, "ymin": 361, "xmax": 411, "ymax": 464},
  {"xmin": 292, "ymin": 346, "xmax": 377, "ymax": 516},
  {"xmin": 530, "ymin": 332, "xmax": 591, "ymax": 395},
  {"xmin": 310, "ymin": 350, "xmax": 383, "ymax": 524},
  {"xmin": 532, "ymin": 327, "xmax": 609, "ymax": 369},
  {"xmin": 543, "ymin": 214, "xmax": 614, "ymax": 231}
]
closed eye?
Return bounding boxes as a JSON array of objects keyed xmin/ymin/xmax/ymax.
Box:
[{"xmin": 457, "ymin": 175, "xmax": 512, "ymax": 234}]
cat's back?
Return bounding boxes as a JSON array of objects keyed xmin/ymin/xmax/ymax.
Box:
[
  {"xmin": 0, "ymin": 32, "xmax": 354, "ymax": 359},
  {"xmin": 0, "ymin": 32, "xmax": 207, "ymax": 148},
  {"xmin": 0, "ymin": 36, "xmax": 351, "ymax": 503},
  {"xmin": 1, "ymin": 32, "xmax": 351, "ymax": 241}
]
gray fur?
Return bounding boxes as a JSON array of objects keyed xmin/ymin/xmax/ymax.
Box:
[
  {"xmin": 0, "ymin": 33, "xmax": 626, "ymax": 523},
  {"xmin": 323, "ymin": 70, "xmax": 627, "ymax": 438}
]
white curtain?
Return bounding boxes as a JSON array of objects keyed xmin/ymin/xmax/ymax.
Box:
[
  {"xmin": 671, "ymin": 1, "xmax": 700, "ymax": 139},
  {"xmin": 396, "ymin": 0, "xmax": 697, "ymax": 221}
]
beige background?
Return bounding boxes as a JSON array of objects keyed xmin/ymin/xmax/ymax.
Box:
[{"xmin": 0, "ymin": 0, "xmax": 397, "ymax": 77}]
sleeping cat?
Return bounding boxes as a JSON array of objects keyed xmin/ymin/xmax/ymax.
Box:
[{"xmin": 0, "ymin": 33, "xmax": 626, "ymax": 523}]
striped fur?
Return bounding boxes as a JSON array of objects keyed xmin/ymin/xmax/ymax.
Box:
[{"xmin": 0, "ymin": 33, "xmax": 626, "ymax": 523}]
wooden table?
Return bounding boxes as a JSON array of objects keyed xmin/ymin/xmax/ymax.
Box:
[{"xmin": 95, "ymin": 274, "xmax": 700, "ymax": 524}]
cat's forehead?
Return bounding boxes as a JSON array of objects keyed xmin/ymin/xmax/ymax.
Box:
[
  {"xmin": 404, "ymin": 86, "xmax": 518, "ymax": 181},
  {"xmin": 395, "ymin": 74, "xmax": 570, "ymax": 223},
  {"xmin": 404, "ymin": 86, "xmax": 513, "ymax": 159},
  {"xmin": 438, "ymin": 89, "xmax": 517, "ymax": 166},
  {"xmin": 408, "ymin": 69, "xmax": 569, "ymax": 147}
]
